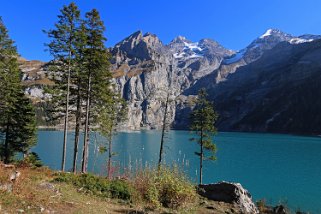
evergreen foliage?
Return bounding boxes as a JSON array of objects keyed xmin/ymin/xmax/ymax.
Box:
[
  {"xmin": 97, "ymin": 93, "xmax": 127, "ymax": 178},
  {"xmin": 0, "ymin": 17, "xmax": 37, "ymax": 163},
  {"xmin": 81, "ymin": 10, "xmax": 127, "ymax": 176},
  {"xmin": 189, "ymin": 88, "xmax": 218, "ymax": 184},
  {"xmin": 45, "ymin": 2, "xmax": 81, "ymax": 171},
  {"xmin": 46, "ymin": 4, "xmax": 122, "ymax": 173}
]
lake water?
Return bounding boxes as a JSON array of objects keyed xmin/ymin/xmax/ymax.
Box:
[{"xmin": 34, "ymin": 130, "xmax": 321, "ymax": 213}]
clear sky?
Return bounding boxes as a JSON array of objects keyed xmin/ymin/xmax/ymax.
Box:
[{"xmin": 1, "ymin": 0, "xmax": 321, "ymax": 61}]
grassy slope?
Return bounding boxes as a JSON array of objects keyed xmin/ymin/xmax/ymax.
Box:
[
  {"xmin": 0, "ymin": 165, "xmax": 244, "ymax": 214},
  {"xmin": 0, "ymin": 166, "xmax": 141, "ymax": 213}
]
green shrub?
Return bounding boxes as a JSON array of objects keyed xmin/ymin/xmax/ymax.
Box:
[
  {"xmin": 134, "ymin": 167, "xmax": 197, "ymax": 209},
  {"xmin": 109, "ymin": 179, "xmax": 132, "ymax": 200},
  {"xmin": 16, "ymin": 152, "xmax": 43, "ymax": 168},
  {"xmin": 53, "ymin": 173, "xmax": 133, "ymax": 200}
]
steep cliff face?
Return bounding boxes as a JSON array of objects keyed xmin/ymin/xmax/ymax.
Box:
[
  {"xmin": 110, "ymin": 31, "xmax": 174, "ymax": 129},
  {"xmin": 110, "ymin": 31, "xmax": 233, "ymax": 130}
]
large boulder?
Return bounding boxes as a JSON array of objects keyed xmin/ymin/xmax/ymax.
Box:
[{"xmin": 198, "ymin": 181, "xmax": 259, "ymax": 214}]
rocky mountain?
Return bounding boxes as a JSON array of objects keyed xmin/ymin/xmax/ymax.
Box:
[
  {"xmin": 206, "ymin": 39, "xmax": 321, "ymax": 134},
  {"xmin": 20, "ymin": 29, "xmax": 321, "ymax": 134},
  {"xmin": 185, "ymin": 28, "xmax": 319, "ymax": 95},
  {"xmin": 109, "ymin": 31, "xmax": 234, "ymax": 129}
]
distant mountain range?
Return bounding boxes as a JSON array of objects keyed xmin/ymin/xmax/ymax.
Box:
[{"xmin": 20, "ymin": 29, "xmax": 321, "ymax": 135}]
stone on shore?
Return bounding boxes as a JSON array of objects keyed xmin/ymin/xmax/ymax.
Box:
[{"xmin": 198, "ymin": 181, "xmax": 259, "ymax": 214}]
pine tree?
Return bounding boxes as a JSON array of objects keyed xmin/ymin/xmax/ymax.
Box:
[
  {"xmin": 0, "ymin": 17, "xmax": 37, "ymax": 163},
  {"xmin": 189, "ymin": 88, "xmax": 218, "ymax": 184},
  {"xmin": 45, "ymin": 3, "xmax": 81, "ymax": 171},
  {"xmin": 97, "ymin": 94, "xmax": 126, "ymax": 178},
  {"xmin": 81, "ymin": 9, "xmax": 114, "ymax": 173},
  {"xmin": 71, "ymin": 21, "xmax": 88, "ymax": 173}
]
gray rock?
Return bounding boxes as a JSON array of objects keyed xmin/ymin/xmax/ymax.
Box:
[
  {"xmin": 273, "ymin": 205, "xmax": 288, "ymax": 214},
  {"xmin": 39, "ymin": 182, "xmax": 56, "ymax": 191},
  {"xmin": 198, "ymin": 181, "xmax": 259, "ymax": 214}
]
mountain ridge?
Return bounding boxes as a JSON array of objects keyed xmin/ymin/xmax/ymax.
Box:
[{"xmin": 20, "ymin": 29, "xmax": 321, "ymax": 134}]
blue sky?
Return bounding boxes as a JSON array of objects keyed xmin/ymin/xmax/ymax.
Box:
[{"xmin": 1, "ymin": 0, "xmax": 321, "ymax": 61}]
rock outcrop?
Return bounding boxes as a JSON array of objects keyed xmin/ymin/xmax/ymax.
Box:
[{"xmin": 198, "ymin": 181, "xmax": 259, "ymax": 214}]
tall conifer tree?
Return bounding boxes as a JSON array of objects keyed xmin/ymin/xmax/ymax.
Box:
[
  {"xmin": 98, "ymin": 94, "xmax": 126, "ymax": 178},
  {"xmin": 0, "ymin": 17, "xmax": 37, "ymax": 163},
  {"xmin": 81, "ymin": 9, "xmax": 113, "ymax": 173},
  {"xmin": 45, "ymin": 3, "xmax": 80, "ymax": 171},
  {"xmin": 189, "ymin": 88, "xmax": 218, "ymax": 184},
  {"xmin": 71, "ymin": 22, "xmax": 87, "ymax": 173}
]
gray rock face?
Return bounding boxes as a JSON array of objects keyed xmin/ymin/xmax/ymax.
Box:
[
  {"xmin": 198, "ymin": 181, "xmax": 259, "ymax": 214},
  {"xmin": 111, "ymin": 31, "xmax": 233, "ymax": 130}
]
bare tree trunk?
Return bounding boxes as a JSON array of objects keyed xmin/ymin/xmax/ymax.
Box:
[
  {"xmin": 72, "ymin": 83, "xmax": 82, "ymax": 173},
  {"xmin": 92, "ymin": 133, "xmax": 99, "ymax": 172},
  {"xmin": 107, "ymin": 135, "xmax": 112, "ymax": 179},
  {"xmin": 81, "ymin": 72, "xmax": 91, "ymax": 173},
  {"xmin": 158, "ymin": 93, "xmax": 169, "ymax": 170},
  {"xmin": 61, "ymin": 50, "xmax": 72, "ymax": 172},
  {"xmin": 4, "ymin": 117, "xmax": 10, "ymax": 164},
  {"xmin": 200, "ymin": 129, "xmax": 203, "ymax": 185}
]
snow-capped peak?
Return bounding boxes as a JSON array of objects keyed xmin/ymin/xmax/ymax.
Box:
[
  {"xmin": 171, "ymin": 38, "xmax": 204, "ymax": 59},
  {"xmin": 260, "ymin": 29, "xmax": 274, "ymax": 39},
  {"xmin": 259, "ymin": 28, "xmax": 287, "ymax": 39},
  {"xmin": 171, "ymin": 35, "xmax": 190, "ymax": 44}
]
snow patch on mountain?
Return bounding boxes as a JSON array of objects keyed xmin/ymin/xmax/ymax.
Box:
[
  {"xmin": 173, "ymin": 51, "xmax": 203, "ymax": 59},
  {"xmin": 173, "ymin": 41, "xmax": 204, "ymax": 59},
  {"xmin": 289, "ymin": 38, "xmax": 314, "ymax": 44},
  {"xmin": 183, "ymin": 42, "xmax": 203, "ymax": 52},
  {"xmin": 223, "ymin": 49, "xmax": 246, "ymax": 64}
]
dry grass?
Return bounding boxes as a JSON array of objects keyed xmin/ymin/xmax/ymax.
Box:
[{"xmin": 0, "ymin": 165, "xmax": 142, "ymax": 214}]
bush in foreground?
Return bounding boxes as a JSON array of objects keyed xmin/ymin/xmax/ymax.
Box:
[{"xmin": 133, "ymin": 167, "xmax": 197, "ymax": 209}]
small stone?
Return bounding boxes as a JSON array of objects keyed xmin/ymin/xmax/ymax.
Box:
[
  {"xmin": 40, "ymin": 207, "xmax": 45, "ymax": 212},
  {"xmin": 39, "ymin": 182, "xmax": 55, "ymax": 191}
]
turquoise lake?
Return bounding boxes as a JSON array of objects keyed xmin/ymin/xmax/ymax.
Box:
[{"xmin": 34, "ymin": 130, "xmax": 321, "ymax": 213}]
